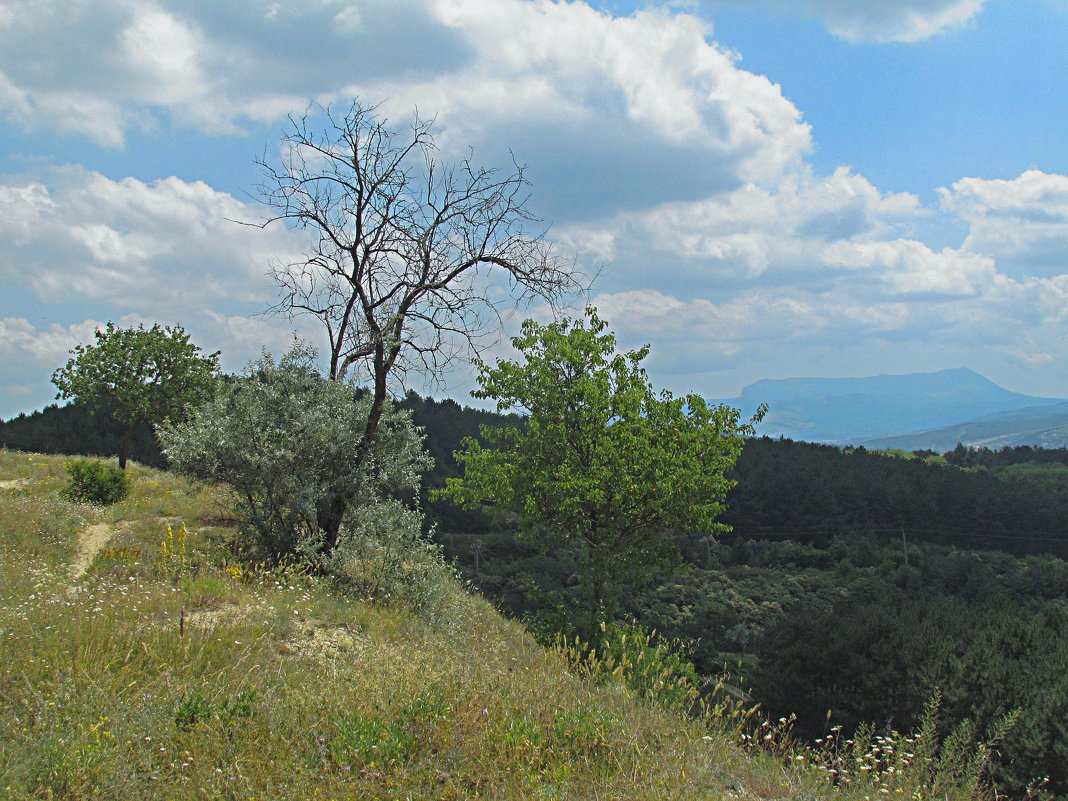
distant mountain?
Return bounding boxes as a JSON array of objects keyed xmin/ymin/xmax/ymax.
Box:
[{"xmin": 723, "ymin": 368, "xmax": 1066, "ymax": 446}]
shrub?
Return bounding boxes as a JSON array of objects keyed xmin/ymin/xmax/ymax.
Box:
[
  {"xmin": 325, "ymin": 497, "xmax": 456, "ymax": 615},
  {"xmin": 159, "ymin": 343, "xmax": 431, "ymax": 560},
  {"xmin": 64, "ymin": 458, "xmax": 129, "ymax": 504}
]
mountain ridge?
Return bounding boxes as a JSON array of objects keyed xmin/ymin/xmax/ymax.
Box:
[{"xmin": 722, "ymin": 367, "xmax": 1067, "ymax": 447}]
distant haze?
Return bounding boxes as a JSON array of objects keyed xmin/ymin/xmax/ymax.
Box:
[{"xmin": 723, "ymin": 368, "xmax": 1068, "ymax": 449}]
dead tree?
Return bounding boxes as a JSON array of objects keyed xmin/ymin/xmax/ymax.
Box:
[{"xmin": 257, "ymin": 99, "xmax": 583, "ymax": 548}]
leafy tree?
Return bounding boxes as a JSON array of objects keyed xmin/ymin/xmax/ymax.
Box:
[
  {"xmin": 159, "ymin": 344, "xmax": 430, "ymax": 560},
  {"xmin": 257, "ymin": 99, "xmax": 583, "ymax": 550},
  {"xmin": 440, "ymin": 308, "xmax": 762, "ymax": 631},
  {"xmin": 51, "ymin": 322, "xmax": 219, "ymax": 469}
]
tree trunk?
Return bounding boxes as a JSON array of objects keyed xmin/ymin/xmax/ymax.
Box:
[
  {"xmin": 318, "ymin": 343, "xmax": 397, "ymax": 556},
  {"xmin": 317, "ymin": 493, "xmax": 348, "ymax": 553},
  {"xmin": 117, "ymin": 415, "xmax": 144, "ymax": 471}
]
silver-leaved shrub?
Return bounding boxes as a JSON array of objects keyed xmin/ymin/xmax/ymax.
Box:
[{"xmin": 158, "ymin": 343, "xmax": 432, "ymax": 566}]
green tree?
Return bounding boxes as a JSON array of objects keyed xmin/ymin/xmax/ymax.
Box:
[
  {"xmin": 440, "ymin": 308, "xmax": 762, "ymax": 631},
  {"xmin": 51, "ymin": 322, "xmax": 219, "ymax": 469}
]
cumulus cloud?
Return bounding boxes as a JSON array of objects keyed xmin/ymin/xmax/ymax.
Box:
[
  {"xmin": 0, "ymin": 0, "xmax": 809, "ymax": 220},
  {"xmin": 0, "ymin": 166, "xmax": 300, "ymax": 307},
  {"xmin": 0, "ymin": 0, "xmax": 461, "ymax": 146},
  {"xmin": 556, "ymin": 167, "xmax": 926, "ymax": 284},
  {"xmin": 941, "ymin": 170, "xmax": 1068, "ymax": 273},
  {"xmin": 0, "ymin": 317, "xmax": 105, "ymax": 364},
  {"xmin": 375, "ymin": 0, "xmax": 810, "ymax": 215}
]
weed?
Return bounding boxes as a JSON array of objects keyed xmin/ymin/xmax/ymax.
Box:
[
  {"xmin": 174, "ymin": 687, "xmax": 257, "ymax": 730},
  {"xmin": 328, "ymin": 715, "xmax": 415, "ymax": 772},
  {"xmin": 557, "ymin": 621, "xmax": 701, "ymax": 715},
  {"xmin": 174, "ymin": 690, "xmax": 214, "ymax": 729}
]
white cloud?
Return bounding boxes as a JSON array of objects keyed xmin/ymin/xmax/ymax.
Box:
[
  {"xmin": 695, "ymin": 0, "xmax": 985, "ymax": 43},
  {"xmin": 0, "ymin": 317, "xmax": 105, "ymax": 364},
  {"xmin": 0, "ymin": 166, "xmax": 302, "ymax": 307},
  {"xmin": 370, "ymin": 0, "xmax": 810, "ymax": 213},
  {"xmin": 0, "ymin": 0, "xmax": 456, "ymax": 145},
  {"xmin": 557, "ymin": 166, "xmax": 925, "ymax": 283},
  {"xmin": 122, "ymin": 8, "xmax": 206, "ymax": 107},
  {"xmin": 821, "ymin": 240, "xmax": 996, "ymax": 298},
  {"xmin": 807, "ymin": 0, "xmax": 984, "ymax": 42},
  {"xmin": 941, "ymin": 170, "xmax": 1068, "ymax": 272},
  {"xmin": 0, "ymin": 1, "xmax": 810, "ymax": 220}
]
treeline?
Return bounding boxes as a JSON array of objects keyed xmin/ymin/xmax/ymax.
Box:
[
  {"xmin": 0, "ymin": 402, "xmax": 163, "ymax": 467},
  {"xmin": 7, "ymin": 398, "xmax": 1068, "ymax": 559},
  {"xmin": 722, "ymin": 437, "xmax": 1068, "ymax": 557}
]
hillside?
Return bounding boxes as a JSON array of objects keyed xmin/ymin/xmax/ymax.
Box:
[
  {"xmin": 0, "ymin": 449, "xmax": 886, "ymax": 801},
  {"xmin": 724, "ymin": 368, "xmax": 1064, "ymax": 445},
  {"xmin": 1, "ymin": 449, "xmax": 1015, "ymax": 800},
  {"xmin": 859, "ymin": 401, "xmax": 1068, "ymax": 451}
]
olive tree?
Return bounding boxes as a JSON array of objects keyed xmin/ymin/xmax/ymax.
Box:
[
  {"xmin": 256, "ymin": 99, "xmax": 583, "ymax": 546},
  {"xmin": 52, "ymin": 322, "xmax": 219, "ymax": 469},
  {"xmin": 439, "ymin": 308, "xmax": 763, "ymax": 631},
  {"xmin": 159, "ymin": 344, "xmax": 430, "ymax": 560}
]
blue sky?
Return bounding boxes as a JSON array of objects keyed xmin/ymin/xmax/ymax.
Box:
[{"xmin": 2, "ymin": 0, "xmax": 1068, "ymax": 419}]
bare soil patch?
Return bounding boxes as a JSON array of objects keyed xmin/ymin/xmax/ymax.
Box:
[{"xmin": 70, "ymin": 523, "xmax": 115, "ymax": 582}]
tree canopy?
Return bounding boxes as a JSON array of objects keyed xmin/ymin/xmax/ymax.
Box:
[
  {"xmin": 440, "ymin": 308, "xmax": 762, "ymax": 630},
  {"xmin": 51, "ymin": 322, "xmax": 219, "ymax": 469}
]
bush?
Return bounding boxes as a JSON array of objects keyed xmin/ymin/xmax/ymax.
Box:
[
  {"xmin": 64, "ymin": 458, "xmax": 129, "ymax": 504},
  {"xmin": 159, "ymin": 344, "xmax": 431, "ymax": 560},
  {"xmin": 325, "ymin": 497, "xmax": 456, "ymax": 615}
]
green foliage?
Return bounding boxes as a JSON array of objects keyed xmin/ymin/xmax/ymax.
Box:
[
  {"xmin": 51, "ymin": 322, "xmax": 219, "ymax": 469},
  {"xmin": 173, "ymin": 690, "xmax": 214, "ymax": 729},
  {"xmin": 748, "ymin": 577, "xmax": 1067, "ymax": 796},
  {"xmin": 159, "ymin": 343, "xmax": 431, "ymax": 560},
  {"xmin": 441, "ymin": 308, "xmax": 762, "ymax": 629},
  {"xmin": 64, "ymin": 457, "xmax": 129, "ymax": 504},
  {"xmin": 174, "ymin": 688, "xmax": 257, "ymax": 730},
  {"xmin": 328, "ymin": 715, "xmax": 415, "ymax": 771},
  {"xmin": 722, "ymin": 437, "xmax": 1068, "ymax": 558}
]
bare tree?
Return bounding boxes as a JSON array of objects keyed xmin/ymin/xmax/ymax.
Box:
[{"xmin": 256, "ymin": 99, "xmax": 583, "ymax": 548}]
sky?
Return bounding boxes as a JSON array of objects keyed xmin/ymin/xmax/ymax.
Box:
[{"xmin": 2, "ymin": 0, "xmax": 1068, "ymax": 419}]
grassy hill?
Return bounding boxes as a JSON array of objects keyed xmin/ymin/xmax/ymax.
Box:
[{"xmin": 0, "ymin": 449, "xmax": 1009, "ymax": 800}]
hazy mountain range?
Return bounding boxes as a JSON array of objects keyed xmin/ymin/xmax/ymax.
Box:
[{"xmin": 723, "ymin": 368, "xmax": 1068, "ymax": 450}]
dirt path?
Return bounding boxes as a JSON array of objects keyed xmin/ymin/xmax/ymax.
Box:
[{"xmin": 70, "ymin": 523, "xmax": 115, "ymax": 582}]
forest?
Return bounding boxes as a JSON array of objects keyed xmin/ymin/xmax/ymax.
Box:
[{"xmin": 3, "ymin": 396, "xmax": 1067, "ymax": 796}]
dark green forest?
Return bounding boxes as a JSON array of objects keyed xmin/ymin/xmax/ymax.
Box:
[{"xmin": 4, "ymin": 397, "xmax": 1068, "ymax": 796}]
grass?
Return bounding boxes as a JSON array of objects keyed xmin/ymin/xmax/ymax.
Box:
[{"xmin": 0, "ymin": 448, "xmax": 1010, "ymax": 800}]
